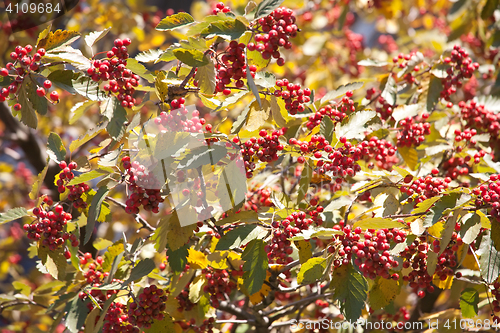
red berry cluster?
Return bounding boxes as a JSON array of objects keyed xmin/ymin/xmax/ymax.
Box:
[
  {"xmin": 454, "ymin": 128, "xmax": 477, "ymax": 144},
  {"xmin": 369, "ymin": 91, "xmax": 395, "ymax": 121},
  {"xmin": 274, "ymin": 79, "xmax": 311, "ymax": 115},
  {"xmin": 87, "ymin": 38, "xmax": 139, "ymax": 108},
  {"xmin": 121, "ymin": 156, "xmax": 164, "ymax": 214},
  {"xmin": 439, "ymin": 45, "xmax": 479, "ymax": 102},
  {"xmin": 266, "ymin": 211, "xmax": 314, "ymax": 264},
  {"xmin": 430, "ymin": 235, "xmax": 462, "ymax": 280},
  {"xmin": 391, "ymin": 51, "xmax": 424, "ymax": 85},
  {"xmin": 400, "ymin": 174, "xmax": 449, "ymax": 206},
  {"xmin": 306, "ymin": 92, "xmax": 355, "ymax": 129},
  {"xmin": 342, "ymin": 29, "xmax": 364, "ymax": 76},
  {"xmin": 24, "ymin": 198, "xmax": 76, "ymax": 251},
  {"xmin": 154, "ymin": 108, "xmax": 206, "ymax": 133},
  {"xmin": 236, "ymin": 128, "xmax": 285, "ymax": 179},
  {"xmin": 396, "ymin": 116, "xmax": 431, "ymax": 147},
  {"xmin": 212, "ymin": 2, "xmax": 231, "ymax": 14},
  {"xmin": 460, "ymin": 100, "xmax": 500, "ymax": 140},
  {"xmin": 372, "ymin": 307, "xmax": 410, "ymax": 332},
  {"xmin": 215, "ymin": 41, "xmax": 257, "ymax": 94},
  {"xmin": 243, "ymin": 187, "xmax": 274, "ymax": 211},
  {"xmin": 128, "ymin": 285, "xmax": 167, "ymax": 329},
  {"xmin": 330, "ymin": 224, "xmax": 406, "ymax": 280},
  {"xmin": 248, "ymin": 7, "xmax": 298, "ymax": 65},
  {"xmin": 0, "ymin": 45, "xmax": 61, "ymax": 108},
  {"xmin": 202, "ymin": 267, "xmax": 237, "ymax": 308},
  {"xmin": 360, "ymin": 136, "xmax": 397, "ymax": 170},
  {"xmin": 490, "ymin": 281, "xmax": 500, "ymax": 322},
  {"xmin": 175, "ymin": 287, "xmax": 196, "ymax": 312},
  {"xmin": 103, "ymin": 302, "xmax": 138, "ymax": 333},
  {"xmin": 56, "ymin": 161, "xmax": 90, "ymax": 209},
  {"xmin": 473, "ymin": 175, "xmax": 500, "ymax": 221},
  {"xmin": 177, "ymin": 318, "xmax": 215, "ymax": 333},
  {"xmin": 442, "ymin": 155, "xmax": 472, "ymax": 180}
]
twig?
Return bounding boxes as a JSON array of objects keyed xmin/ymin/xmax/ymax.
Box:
[
  {"xmin": 105, "ymin": 196, "xmax": 155, "ymax": 232},
  {"xmin": 0, "ymin": 300, "xmax": 48, "ymax": 312}
]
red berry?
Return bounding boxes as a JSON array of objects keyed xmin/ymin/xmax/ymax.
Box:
[
  {"xmin": 43, "ymin": 80, "xmax": 52, "ymax": 89},
  {"xmin": 50, "ymin": 91, "xmax": 59, "ymax": 101},
  {"xmin": 36, "ymin": 87, "xmax": 46, "ymax": 97}
]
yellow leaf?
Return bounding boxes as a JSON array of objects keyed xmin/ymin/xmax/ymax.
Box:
[
  {"xmin": 187, "ymin": 249, "xmax": 209, "ymax": 269},
  {"xmin": 241, "ymin": 271, "xmax": 272, "ymax": 305},
  {"xmin": 432, "ymin": 273, "xmax": 454, "ymax": 289},
  {"xmin": 428, "ymin": 221, "xmax": 444, "ymax": 238},
  {"xmin": 37, "ymin": 30, "xmax": 80, "ymax": 51},
  {"xmin": 398, "ymin": 146, "xmax": 419, "ymax": 171},
  {"xmin": 368, "ymin": 277, "xmax": 400, "ymax": 310},
  {"xmin": 155, "ymin": 70, "xmax": 169, "ymax": 102},
  {"xmin": 243, "ymin": 99, "xmax": 271, "ymax": 132},
  {"xmin": 295, "ymin": 240, "xmax": 312, "ymax": 264}
]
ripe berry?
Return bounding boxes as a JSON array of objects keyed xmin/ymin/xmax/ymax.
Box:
[
  {"xmin": 43, "ymin": 80, "xmax": 52, "ymax": 89},
  {"xmin": 50, "ymin": 91, "xmax": 59, "ymax": 101},
  {"xmin": 36, "ymin": 87, "xmax": 45, "ymax": 97}
]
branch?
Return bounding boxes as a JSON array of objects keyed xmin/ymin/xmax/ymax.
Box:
[
  {"xmin": 0, "ymin": 300, "xmax": 48, "ymax": 312},
  {"xmin": 217, "ymin": 301, "xmax": 256, "ymax": 322},
  {"xmin": 277, "ymin": 249, "xmax": 325, "ymax": 274},
  {"xmin": 105, "ymin": 196, "xmax": 155, "ymax": 232}
]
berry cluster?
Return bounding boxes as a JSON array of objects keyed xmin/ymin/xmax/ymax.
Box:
[
  {"xmin": 0, "ymin": 45, "xmax": 61, "ymax": 109},
  {"xmin": 175, "ymin": 287, "xmax": 196, "ymax": 312},
  {"xmin": 441, "ymin": 155, "xmax": 471, "ymax": 180},
  {"xmin": 430, "ymin": 235, "xmax": 462, "ymax": 281},
  {"xmin": 121, "ymin": 156, "xmax": 164, "ymax": 214},
  {"xmin": 439, "ymin": 45, "xmax": 479, "ymax": 102},
  {"xmin": 248, "ymin": 7, "xmax": 298, "ymax": 65},
  {"xmin": 55, "ymin": 161, "xmax": 90, "ymax": 209},
  {"xmin": 103, "ymin": 302, "xmax": 138, "ymax": 333},
  {"xmin": 330, "ymin": 224, "xmax": 406, "ymax": 280},
  {"xmin": 391, "ymin": 52, "xmax": 424, "ymax": 85},
  {"xmin": 372, "ymin": 307, "xmax": 410, "ymax": 332},
  {"xmin": 153, "ymin": 108, "xmax": 206, "ymax": 133},
  {"xmin": 400, "ymin": 174, "xmax": 449, "ymax": 205},
  {"xmin": 236, "ymin": 129, "xmax": 285, "ymax": 179},
  {"xmin": 274, "ymin": 79, "xmax": 311, "ymax": 115},
  {"xmin": 24, "ymin": 198, "xmax": 76, "ymax": 252},
  {"xmin": 342, "ymin": 29, "xmax": 364, "ymax": 76},
  {"xmin": 266, "ymin": 211, "xmax": 315, "ymax": 264},
  {"xmin": 202, "ymin": 267, "xmax": 236, "ymax": 308},
  {"xmin": 212, "ymin": 2, "xmax": 231, "ymax": 14},
  {"xmin": 128, "ymin": 285, "xmax": 167, "ymax": 329},
  {"xmin": 369, "ymin": 92, "xmax": 395, "ymax": 121},
  {"xmin": 177, "ymin": 318, "xmax": 215, "ymax": 333},
  {"xmin": 243, "ymin": 187, "xmax": 274, "ymax": 211},
  {"xmin": 490, "ymin": 281, "xmax": 500, "ymax": 322},
  {"xmin": 87, "ymin": 38, "xmax": 139, "ymax": 108},
  {"xmin": 361, "ymin": 136, "xmax": 397, "ymax": 170},
  {"xmin": 473, "ymin": 174, "xmax": 500, "ymax": 221},
  {"xmin": 460, "ymin": 100, "xmax": 500, "ymax": 140},
  {"xmin": 306, "ymin": 92, "xmax": 355, "ymax": 129},
  {"xmin": 396, "ymin": 116, "xmax": 431, "ymax": 147},
  {"xmin": 215, "ymin": 41, "xmax": 256, "ymax": 94},
  {"xmin": 454, "ymin": 128, "xmax": 477, "ymax": 144}
]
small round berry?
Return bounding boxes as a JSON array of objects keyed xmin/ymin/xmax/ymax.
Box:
[
  {"xmin": 50, "ymin": 91, "xmax": 59, "ymax": 101},
  {"xmin": 43, "ymin": 80, "xmax": 52, "ymax": 89},
  {"xmin": 36, "ymin": 87, "xmax": 46, "ymax": 97}
]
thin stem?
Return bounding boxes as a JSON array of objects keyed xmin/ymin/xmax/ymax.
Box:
[{"xmin": 105, "ymin": 196, "xmax": 155, "ymax": 232}]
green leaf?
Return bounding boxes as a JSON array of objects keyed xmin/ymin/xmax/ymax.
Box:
[
  {"xmin": 319, "ymin": 115, "xmax": 335, "ymax": 143},
  {"xmin": 460, "ymin": 288, "xmax": 479, "ymax": 318},
  {"xmin": 156, "ymin": 12, "xmax": 195, "ymax": 31},
  {"xmin": 102, "ymin": 98, "xmax": 128, "ymax": 141},
  {"xmin": 460, "ymin": 213, "xmax": 482, "ymax": 245},
  {"xmin": 84, "ymin": 187, "xmax": 109, "ymax": 244},
  {"xmin": 320, "ymin": 82, "xmax": 364, "ymax": 105},
  {"xmin": 194, "ymin": 59, "xmax": 216, "ymax": 94},
  {"xmin": 173, "ymin": 49, "xmax": 209, "ymax": 67},
  {"xmin": 398, "ymin": 146, "xmax": 419, "ymax": 171},
  {"xmin": 368, "ymin": 277, "xmax": 400, "ymax": 310},
  {"xmin": 47, "ymin": 132, "xmax": 66, "ymax": 163},
  {"xmin": 381, "ymin": 74, "xmax": 397, "ymax": 105},
  {"xmin": 69, "ymin": 122, "xmax": 106, "ymax": 152},
  {"xmin": 16, "ymin": 82, "xmax": 38, "ymax": 129},
  {"xmin": 135, "ymin": 49, "xmax": 165, "ymax": 63},
  {"xmin": 411, "ymin": 196, "xmax": 442, "ymax": 214},
  {"xmin": 239, "ymin": 32, "xmax": 270, "ymax": 69},
  {"xmin": 0, "ymin": 207, "xmax": 28, "ymax": 225},
  {"xmin": 254, "ymin": 0, "xmax": 285, "ymax": 19},
  {"xmin": 37, "ymin": 30, "xmax": 80, "ymax": 51},
  {"xmin": 178, "ymin": 143, "xmax": 227, "ymax": 170},
  {"xmin": 353, "ymin": 218, "xmax": 406, "ymax": 230},
  {"xmin": 29, "ymin": 157, "xmax": 50, "ymax": 200},
  {"xmin": 201, "ymin": 18, "xmax": 247, "ymax": 40},
  {"xmin": 297, "ymin": 257, "xmax": 327, "ymax": 285},
  {"xmin": 67, "ymin": 169, "xmax": 110, "ymax": 186},
  {"xmin": 69, "ymin": 100, "xmax": 97, "ymax": 125},
  {"xmin": 422, "ymin": 193, "xmax": 459, "ymax": 228},
  {"xmin": 216, "ymin": 224, "xmax": 262, "ymax": 250},
  {"xmin": 426, "ymin": 75, "xmax": 443, "ymax": 112},
  {"xmin": 84, "ymin": 28, "xmax": 111, "ymax": 48},
  {"xmin": 297, "ymin": 163, "xmax": 312, "ymax": 203},
  {"xmin": 242, "ymin": 239, "xmax": 268, "ymax": 295},
  {"xmin": 27, "ymin": 77, "xmax": 48, "ymax": 116},
  {"xmin": 48, "ymin": 70, "xmax": 77, "ymax": 94},
  {"xmin": 247, "ymin": 66, "xmax": 262, "ymax": 108},
  {"xmin": 358, "ymin": 59, "xmax": 388, "ymax": 67},
  {"xmin": 478, "ymin": 231, "xmax": 500, "ymax": 284},
  {"xmin": 335, "ymin": 265, "xmax": 368, "ymax": 321},
  {"xmin": 126, "ymin": 59, "xmax": 154, "ymax": 83},
  {"xmin": 125, "ymin": 258, "xmax": 156, "ymax": 284},
  {"xmin": 335, "ymin": 110, "xmax": 376, "ymax": 140},
  {"xmin": 65, "ymin": 296, "xmax": 88, "ymax": 333},
  {"xmin": 167, "ymin": 245, "xmax": 189, "ymax": 273},
  {"xmin": 145, "ymin": 314, "xmax": 175, "ymax": 333}
]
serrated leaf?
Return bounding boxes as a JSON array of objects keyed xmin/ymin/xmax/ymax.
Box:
[
  {"xmin": 72, "ymin": 74, "xmax": 106, "ymax": 101},
  {"xmin": 320, "ymin": 82, "xmax": 364, "ymax": 105},
  {"xmin": 16, "ymin": 82, "xmax": 38, "ymax": 129},
  {"xmin": 126, "ymin": 59, "xmax": 154, "ymax": 83},
  {"xmin": 392, "ymin": 104, "xmax": 421, "ymax": 125},
  {"xmin": 69, "ymin": 123, "xmax": 106, "ymax": 152},
  {"xmin": 477, "ymin": 95, "xmax": 500, "ymax": 112},
  {"xmin": 254, "ymin": 0, "xmax": 285, "ymax": 19},
  {"xmin": 247, "ymin": 66, "xmax": 262, "ymax": 108},
  {"xmin": 36, "ymin": 25, "xmax": 52, "ymax": 48},
  {"xmin": 47, "ymin": 70, "xmax": 77, "ymax": 94},
  {"xmin": 125, "ymin": 258, "xmax": 155, "ymax": 283},
  {"xmin": 426, "ymin": 75, "xmax": 443, "ymax": 112},
  {"xmin": 26, "ymin": 77, "xmax": 48, "ymax": 116},
  {"xmin": 37, "ymin": 30, "xmax": 80, "ymax": 51},
  {"xmin": 244, "ymin": 99, "xmax": 270, "ymax": 132},
  {"xmin": 422, "ymin": 193, "xmax": 459, "ymax": 228},
  {"xmin": 187, "ymin": 249, "xmax": 209, "ymax": 269},
  {"xmin": 135, "ymin": 49, "xmax": 165, "ymax": 63},
  {"xmin": 173, "ymin": 49, "xmax": 209, "ymax": 67},
  {"xmin": 369, "ymin": 277, "xmax": 400, "ymax": 310},
  {"xmin": 290, "ymin": 228, "xmax": 343, "ymax": 241},
  {"xmin": 353, "ymin": 218, "xmax": 406, "ymax": 230},
  {"xmin": 43, "ymin": 47, "xmax": 91, "ymax": 71},
  {"xmin": 242, "ymin": 239, "xmax": 268, "ymax": 295},
  {"xmin": 145, "ymin": 315, "xmax": 175, "ymax": 333},
  {"xmin": 297, "ymin": 257, "xmax": 326, "ymax": 285},
  {"xmin": 460, "ymin": 213, "xmax": 482, "ymax": 245},
  {"xmin": 335, "ymin": 110, "xmax": 376, "ymax": 140},
  {"xmin": 217, "ymin": 90, "xmax": 250, "ymax": 111},
  {"xmin": 460, "ymin": 288, "xmax": 479, "ymax": 318},
  {"xmin": 398, "ymin": 146, "xmax": 419, "ymax": 171},
  {"xmin": 102, "ymin": 98, "xmax": 128, "ymax": 141},
  {"xmin": 156, "ymin": 13, "xmax": 195, "ymax": 31},
  {"xmin": 84, "ymin": 28, "xmax": 110, "ymax": 48},
  {"xmin": 295, "ymin": 240, "xmax": 312, "ymax": 264},
  {"xmin": 153, "ymin": 211, "xmax": 197, "ymax": 251},
  {"xmin": 319, "ymin": 115, "xmax": 335, "ymax": 143},
  {"xmin": 478, "ymin": 231, "xmax": 500, "ymax": 284},
  {"xmin": 29, "ymin": 158, "xmax": 50, "ymax": 200},
  {"xmin": 47, "ymin": 132, "xmax": 66, "ymax": 163},
  {"xmin": 69, "ymin": 100, "xmax": 97, "ymax": 125},
  {"xmin": 201, "ymin": 18, "xmax": 247, "ymax": 40},
  {"xmin": 194, "ymin": 59, "xmax": 216, "ymax": 94},
  {"xmin": 297, "ymin": 163, "xmax": 312, "ymax": 203},
  {"xmin": 65, "ymin": 296, "xmax": 88, "ymax": 333},
  {"xmin": 239, "ymin": 31, "xmax": 270, "ymax": 69},
  {"xmin": 358, "ymin": 59, "xmax": 388, "ymax": 67},
  {"xmin": 381, "ymin": 74, "xmax": 397, "ymax": 105},
  {"xmin": 334, "ymin": 265, "xmax": 368, "ymax": 321},
  {"xmin": 0, "ymin": 207, "xmax": 28, "ymax": 225},
  {"xmin": 178, "ymin": 143, "xmax": 227, "ymax": 169},
  {"xmin": 67, "ymin": 169, "xmax": 110, "ymax": 186},
  {"xmin": 166, "ymin": 245, "xmax": 189, "ymax": 273},
  {"xmin": 215, "ymin": 210, "xmax": 259, "ymax": 226},
  {"xmin": 84, "ymin": 187, "xmax": 109, "ymax": 244},
  {"xmin": 216, "ymin": 224, "xmax": 261, "ymax": 250}
]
